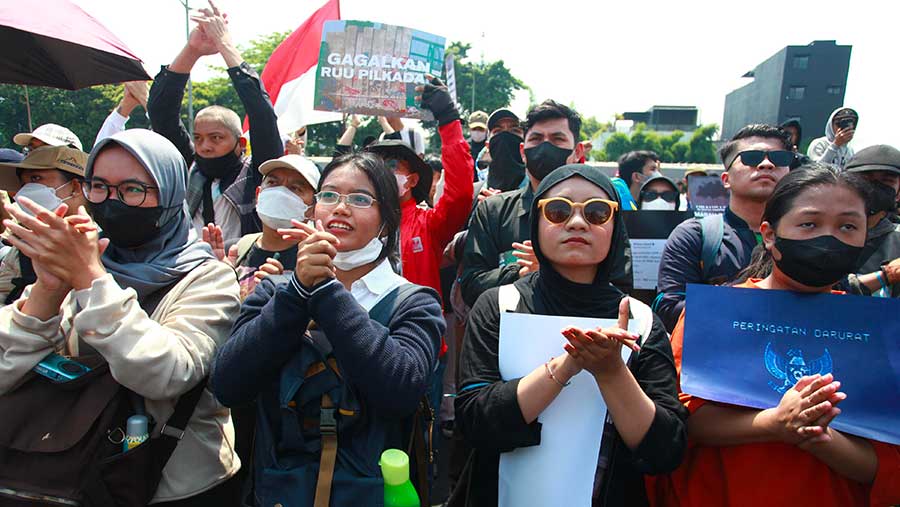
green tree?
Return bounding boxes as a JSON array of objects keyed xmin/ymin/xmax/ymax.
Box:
[
  {"xmin": 580, "ymin": 115, "xmax": 609, "ymax": 142},
  {"xmin": 687, "ymin": 124, "xmax": 719, "ymax": 163},
  {"xmin": 602, "ymin": 132, "xmax": 632, "ymax": 162},
  {"xmin": 0, "ymin": 83, "xmax": 149, "ymax": 150}
]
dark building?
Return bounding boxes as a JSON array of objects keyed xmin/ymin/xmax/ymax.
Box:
[
  {"xmin": 722, "ymin": 40, "xmax": 851, "ymax": 146},
  {"xmin": 623, "ymin": 105, "xmax": 698, "ymax": 132}
]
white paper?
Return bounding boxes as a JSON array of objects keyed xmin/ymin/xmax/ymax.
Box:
[
  {"xmin": 498, "ymin": 312, "xmax": 636, "ymax": 507},
  {"xmin": 629, "ymin": 238, "xmax": 668, "ymax": 290}
]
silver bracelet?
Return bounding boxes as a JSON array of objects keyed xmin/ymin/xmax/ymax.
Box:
[{"xmin": 545, "ymin": 358, "xmax": 571, "ymax": 387}]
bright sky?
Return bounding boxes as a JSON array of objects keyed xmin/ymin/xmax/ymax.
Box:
[{"xmin": 75, "ymin": 0, "xmax": 898, "ymax": 149}]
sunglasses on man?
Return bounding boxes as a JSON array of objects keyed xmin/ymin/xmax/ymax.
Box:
[{"xmin": 727, "ymin": 150, "xmax": 795, "ymax": 169}]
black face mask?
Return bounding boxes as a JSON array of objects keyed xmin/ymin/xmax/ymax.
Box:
[
  {"xmin": 193, "ymin": 143, "xmax": 243, "ymax": 180},
  {"xmin": 774, "ymin": 235, "xmax": 863, "ymax": 288},
  {"xmin": 89, "ymin": 199, "xmax": 164, "ymax": 249},
  {"xmin": 867, "ymin": 181, "xmax": 898, "ymax": 216},
  {"xmin": 487, "ymin": 131, "xmax": 525, "ymax": 191},
  {"xmin": 524, "ymin": 142, "xmax": 573, "ymax": 182}
]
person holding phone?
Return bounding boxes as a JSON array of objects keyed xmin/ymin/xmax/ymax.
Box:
[{"xmin": 808, "ymin": 107, "xmax": 858, "ymax": 170}]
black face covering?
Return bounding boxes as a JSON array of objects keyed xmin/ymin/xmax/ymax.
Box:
[
  {"xmin": 773, "ymin": 235, "xmax": 863, "ymax": 288},
  {"xmin": 193, "ymin": 144, "xmax": 243, "ymax": 179},
  {"xmin": 487, "ymin": 131, "xmax": 526, "ymax": 191},
  {"xmin": 193, "ymin": 143, "xmax": 243, "ymax": 224},
  {"xmin": 867, "ymin": 181, "xmax": 898, "ymax": 216},
  {"xmin": 524, "ymin": 142, "xmax": 573, "ymax": 182},
  {"xmin": 89, "ymin": 199, "xmax": 165, "ymax": 249}
]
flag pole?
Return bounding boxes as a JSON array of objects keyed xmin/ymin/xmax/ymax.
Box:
[{"xmin": 23, "ymin": 85, "xmax": 32, "ymax": 132}]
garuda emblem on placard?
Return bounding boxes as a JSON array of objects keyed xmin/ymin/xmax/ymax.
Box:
[{"xmin": 765, "ymin": 342, "xmax": 833, "ymax": 394}]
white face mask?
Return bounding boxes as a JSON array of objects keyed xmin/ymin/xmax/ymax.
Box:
[
  {"xmin": 333, "ymin": 235, "xmax": 385, "ymax": 271},
  {"xmin": 641, "ymin": 197, "xmax": 677, "ymax": 211},
  {"xmin": 395, "ymin": 173, "xmax": 409, "ymax": 196},
  {"xmin": 471, "ymin": 130, "xmax": 487, "ymax": 143},
  {"xmin": 16, "ymin": 182, "xmax": 73, "ymax": 216},
  {"xmin": 256, "ymin": 186, "xmax": 309, "ymax": 230}
]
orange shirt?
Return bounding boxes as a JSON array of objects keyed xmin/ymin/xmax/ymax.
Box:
[{"xmin": 648, "ymin": 279, "xmax": 900, "ymax": 507}]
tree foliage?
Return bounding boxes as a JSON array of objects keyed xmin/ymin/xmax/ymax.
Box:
[
  {"xmin": 0, "ymin": 33, "xmax": 529, "ymax": 159},
  {"xmin": 593, "ymin": 123, "xmax": 719, "ymax": 163}
]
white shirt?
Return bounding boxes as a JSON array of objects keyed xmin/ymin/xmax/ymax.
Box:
[{"xmin": 349, "ymin": 258, "xmax": 407, "ymax": 311}]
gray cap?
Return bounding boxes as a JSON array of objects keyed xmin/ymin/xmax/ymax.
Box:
[{"xmin": 845, "ymin": 145, "xmax": 900, "ymax": 175}]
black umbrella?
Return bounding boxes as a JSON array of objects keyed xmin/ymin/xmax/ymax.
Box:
[{"xmin": 0, "ymin": 0, "xmax": 150, "ymax": 90}]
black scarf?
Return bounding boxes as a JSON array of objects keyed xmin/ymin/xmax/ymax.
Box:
[
  {"xmin": 194, "ymin": 146, "xmax": 243, "ymax": 225},
  {"xmin": 513, "ymin": 164, "xmax": 628, "ymax": 318}
]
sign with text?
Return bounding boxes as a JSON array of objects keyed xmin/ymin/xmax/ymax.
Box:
[
  {"xmin": 682, "ymin": 284, "xmax": 900, "ymax": 445},
  {"xmin": 313, "ymin": 20, "xmax": 446, "ymax": 120},
  {"xmin": 688, "ymin": 175, "xmax": 728, "ymax": 216},
  {"xmin": 622, "ymin": 211, "xmax": 693, "ymax": 290}
]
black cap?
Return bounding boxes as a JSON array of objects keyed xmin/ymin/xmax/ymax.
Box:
[
  {"xmin": 845, "ymin": 145, "xmax": 900, "ymax": 176},
  {"xmin": 487, "ymin": 108, "xmax": 519, "ymax": 131},
  {"xmin": 365, "ymin": 140, "xmax": 433, "ymax": 203}
]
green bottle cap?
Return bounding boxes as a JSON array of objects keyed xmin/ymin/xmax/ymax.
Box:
[{"xmin": 379, "ymin": 448, "xmax": 410, "ymax": 486}]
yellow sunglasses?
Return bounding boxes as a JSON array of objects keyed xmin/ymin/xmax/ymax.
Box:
[{"xmin": 537, "ymin": 197, "xmax": 619, "ymax": 226}]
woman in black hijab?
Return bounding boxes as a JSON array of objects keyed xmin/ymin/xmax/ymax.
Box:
[{"xmin": 454, "ymin": 164, "xmax": 687, "ymax": 506}]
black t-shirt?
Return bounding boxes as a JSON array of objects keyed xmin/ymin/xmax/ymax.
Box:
[{"xmin": 243, "ymin": 243, "xmax": 298, "ymax": 272}]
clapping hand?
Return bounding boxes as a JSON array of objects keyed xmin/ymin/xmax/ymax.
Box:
[
  {"xmin": 292, "ymin": 220, "xmax": 340, "ymax": 287},
  {"xmin": 4, "ymin": 198, "xmax": 108, "ymax": 291},
  {"xmin": 562, "ymin": 298, "xmax": 640, "ymax": 380}
]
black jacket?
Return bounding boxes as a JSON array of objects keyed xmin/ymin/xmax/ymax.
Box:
[
  {"xmin": 455, "ymin": 288, "xmax": 687, "ymax": 507},
  {"xmin": 459, "ymin": 187, "xmax": 632, "ymax": 308},
  {"xmin": 842, "ymin": 217, "xmax": 900, "ymax": 297},
  {"xmin": 147, "ymin": 62, "xmax": 283, "ymax": 236},
  {"xmin": 655, "ymin": 208, "xmax": 759, "ymax": 331}
]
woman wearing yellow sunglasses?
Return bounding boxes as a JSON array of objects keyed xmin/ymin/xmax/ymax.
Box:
[{"xmin": 455, "ymin": 164, "xmax": 686, "ymax": 506}]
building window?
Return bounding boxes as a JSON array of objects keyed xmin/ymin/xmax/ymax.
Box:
[
  {"xmin": 788, "ymin": 86, "xmax": 806, "ymax": 100},
  {"xmin": 793, "ymin": 55, "xmax": 809, "ymax": 69},
  {"xmin": 827, "ymin": 86, "xmax": 842, "ymax": 95}
]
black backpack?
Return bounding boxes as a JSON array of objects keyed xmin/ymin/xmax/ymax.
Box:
[{"xmin": 0, "ymin": 355, "xmax": 207, "ymax": 506}]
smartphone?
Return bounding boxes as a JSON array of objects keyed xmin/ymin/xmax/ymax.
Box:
[
  {"xmin": 838, "ymin": 118, "xmax": 855, "ymax": 130},
  {"xmin": 33, "ymin": 353, "xmax": 91, "ymax": 382}
]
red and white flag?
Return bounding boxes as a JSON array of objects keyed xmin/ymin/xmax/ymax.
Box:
[{"xmin": 256, "ymin": 0, "xmax": 341, "ymax": 134}]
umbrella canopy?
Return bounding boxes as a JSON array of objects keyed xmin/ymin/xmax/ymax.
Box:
[{"xmin": 0, "ymin": 0, "xmax": 150, "ymax": 89}]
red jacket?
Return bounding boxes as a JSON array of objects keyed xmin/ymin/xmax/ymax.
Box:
[{"xmin": 400, "ymin": 120, "xmax": 473, "ymax": 300}]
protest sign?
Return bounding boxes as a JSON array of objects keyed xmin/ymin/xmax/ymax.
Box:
[
  {"xmin": 498, "ymin": 312, "xmax": 636, "ymax": 507},
  {"xmin": 444, "ymin": 54, "xmax": 458, "ymax": 107},
  {"xmin": 682, "ymin": 284, "xmax": 900, "ymax": 445},
  {"xmin": 313, "ymin": 20, "xmax": 446, "ymax": 120},
  {"xmin": 688, "ymin": 175, "xmax": 728, "ymax": 216},
  {"xmin": 622, "ymin": 210, "xmax": 693, "ymax": 290}
]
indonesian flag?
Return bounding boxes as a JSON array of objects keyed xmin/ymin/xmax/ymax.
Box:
[{"xmin": 253, "ymin": 0, "xmax": 341, "ymax": 134}]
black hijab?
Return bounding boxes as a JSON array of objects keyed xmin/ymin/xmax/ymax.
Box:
[{"xmin": 513, "ymin": 164, "xmax": 628, "ymax": 318}]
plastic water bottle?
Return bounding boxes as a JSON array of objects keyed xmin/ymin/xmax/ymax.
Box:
[
  {"xmin": 379, "ymin": 449, "xmax": 420, "ymax": 507},
  {"xmin": 124, "ymin": 415, "xmax": 149, "ymax": 452}
]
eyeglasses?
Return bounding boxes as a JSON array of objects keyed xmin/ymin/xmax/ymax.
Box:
[
  {"xmin": 315, "ymin": 190, "xmax": 377, "ymax": 209},
  {"xmin": 537, "ymin": 197, "xmax": 618, "ymax": 226},
  {"xmin": 83, "ymin": 179, "xmax": 158, "ymax": 207},
  {"xmin": 640, "ymin": 190, "xmax": 679, "ymax": 203},
  {"xmin": 728, "ymin": 150, "xmax": 795, "ymax": 169}
]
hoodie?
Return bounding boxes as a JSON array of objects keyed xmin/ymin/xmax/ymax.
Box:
[{"xmin": 807, "ymin": 108, "xmax": 855, "ymax": 170}]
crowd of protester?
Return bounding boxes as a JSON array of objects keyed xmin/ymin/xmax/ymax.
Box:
[{"xmin": 0, "ymin": 3, "xmax": 897, "ymax": 506}]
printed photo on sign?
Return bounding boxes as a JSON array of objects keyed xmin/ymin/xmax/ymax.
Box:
[
  {"xmin": 313, "ymin": 20, "xmax": 446, "ymax": 120},
  {"xmin": 687, "ymin": 175, "xmax": 728, "ymax": 217}
]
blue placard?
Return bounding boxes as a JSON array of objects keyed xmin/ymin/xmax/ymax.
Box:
[{"xmin": 682, "ymin": 283, "xmax": 900, "ymax": 445}]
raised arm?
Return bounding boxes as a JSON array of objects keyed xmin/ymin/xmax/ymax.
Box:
[{"xmin": 147, "ymin": 23, "xmax": 218, "ymax": 167}]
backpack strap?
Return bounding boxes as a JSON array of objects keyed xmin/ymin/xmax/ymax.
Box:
[
  {"xmin": 313, "ymin": 393, "xmax": 338, "ymax": 507},
  {"xmin": 312, "ymin": 282, "xmax": 436, "ymax": 507},
  {"xmin": 233, "ymin": 232, "xmax": 263, "ymax": 268},
  {"xmin": 156, "ymin": 378, "xmax": 208, "ymax": 447},
  {"xmin": 497, "ymin": 283, "xmax": 521, "ymax": 313},
  {"xmin": 699, "ymin": 214, "xmax": 724, "ymax": 281}
]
